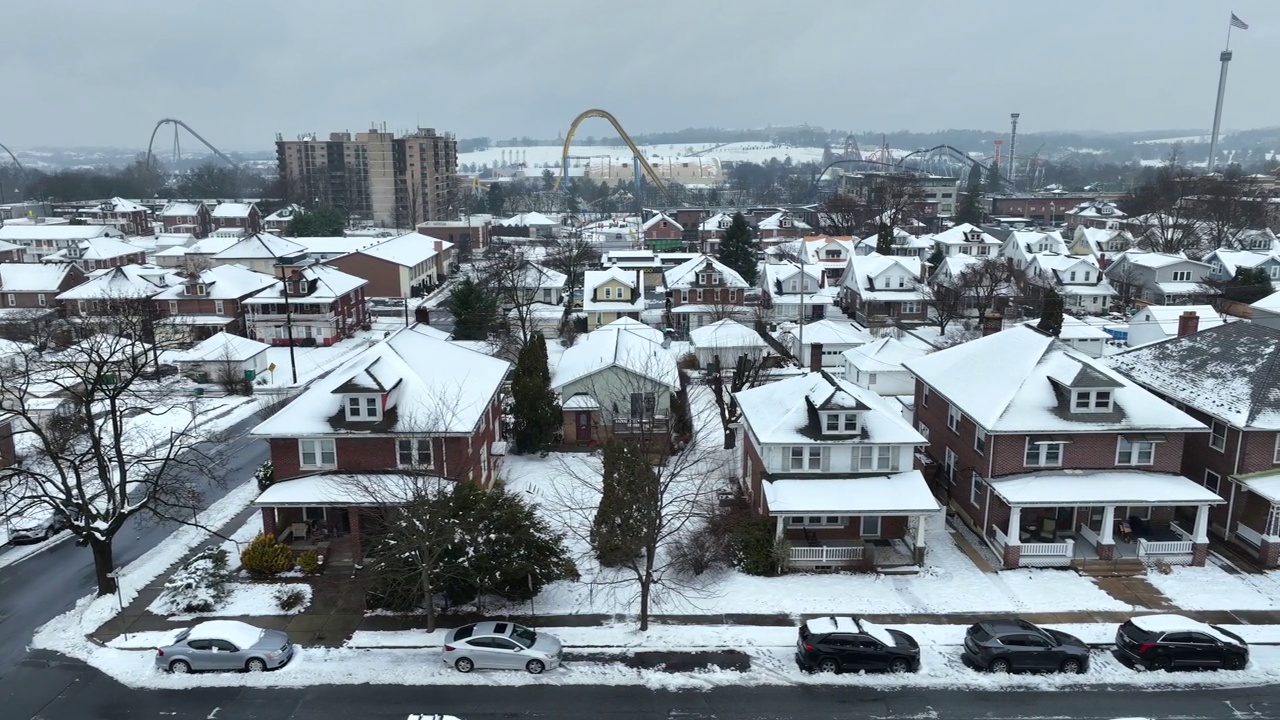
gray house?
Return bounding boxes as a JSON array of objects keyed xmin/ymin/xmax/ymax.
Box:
[{"xmin": 1104, "ymin": 251, "xmax": 1214, "ymax": 305}]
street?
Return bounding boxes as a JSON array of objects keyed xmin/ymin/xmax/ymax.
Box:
[
  {"xmin": 0, "ymin": 414, "xmax": 268, "ymax": 678},
  {"xmin": 3, "ymin": 649, "xmax": 1280, "ymax": 720}
]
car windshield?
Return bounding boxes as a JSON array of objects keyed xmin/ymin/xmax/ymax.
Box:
[
  {"xmin": 511, "ymin": 626, "xmax": 537, "ymax": 649},
  {"xmin": 453, "ymin": 625, "xmax": 475, "ymax": 640}
]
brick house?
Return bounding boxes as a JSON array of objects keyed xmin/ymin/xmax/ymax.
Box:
[
  {"xmin": 734, "ymin": 360, "xmax": 939, "ymax": 570},
  {"xmin": 641, "ymin": 212, "xmax": 683, "ymax": 250},
  {"xmin": 262, "ymin": 204, "xmax": 302, "ymax": 235},
  {"xmin": 324, "ymin": 232, "xmax": 453, "ymax": 298},
  {"xmin": 662, "ymin": 254, "xmax": 749, "ymax": 332},
  {"xmin": 251, "ymin": 325, "xmax": 510, "ymax": 562},
  {"xmin": 837, "ymin": 253, "xmax": 927, "ymax": 325},
  {"xmin": 159, "ymin": 202, "xmax": 212, "ymax": 239},
  {"xmin": 243, "ymin": 263, "xmax": 368, "ymax": 346},
  {"xmin": 42, "ymin": 236, "xmax": 147, "ymax": 272},
  {"xmin": 210, "ymin": 233, "xmax": 308, "ymax": 274},
  {"xmin": 153, "ymin": 264, "xmax": 277, "ymax": 342},
  {"xmin": 1108, "ymin": 321, "xmax": 1280, "ymax": 568},
  {"xmin": 56, "ymin": 264, "xmax": 182, "ymax": 320},
  {"xmin": 903, "ymin": 324, "xmax": 1221, "ymax": 570},
  {"xmin": 1065, "ymin": 200, "xmax": 1125, "ymax": 231},
  {"xmin": 0, "ymin": 239, "xmax": 25, "ymax": 263},
  {"xmin": 74, "ymin": 197, "xmax": 153, "ymax": 236},
  {"xmin": 757, "ymin": 211, "xmax": 812, "ymax": 240},
  {"xmin": 0, "ymin": 224, "xmax": 125, "ymax": 262},
  {"xmin": 0, "ymin": 263, "xmax": 83, "ymax": 334},
  {"xmin": 211, "ymin": 202, "xmax": 262, "ymax": 234}
]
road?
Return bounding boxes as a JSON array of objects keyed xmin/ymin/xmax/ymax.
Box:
[
  {"xmin": 3, "ymin": 651, "xmax": 1280, "ymax": 720},
  {"xmin": 0, "ymin": 414, "xmax": 268, "ymax": 678}
]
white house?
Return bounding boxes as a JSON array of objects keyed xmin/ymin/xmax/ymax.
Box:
[
  {"xmin": 1126, "ymin": 305, "xmax": 1226, "ymax": 348},
  {"xmin": 173, "ymin": 332, "xmax": 272, "ymax": 383},
  {"xmin": 689, "ymin": 319, "xmax": 771, "ymax": 370},
  {"xmin": 762, "ymin": 262, "xmax": 828, "ymax": 322},
  {"xmin": 1001, "ymin": 230, "xmax": 1068, "ymax": 269},
  {"xmin": 1024, "ymin": 253, "xmax": 1115, "ymax": 314},
  {"xmin": 930, "ymin": 223, "xmax": 1002, "ymax": 258},
  {"xmin": 1022, "ymin": 317, "xmax": 1113, "ymax": 358},
  {"xmin": 838, "ymin": 253, "xmax": 928, "ymax": 324},
  {"xmin": 777, "ymin": 319, "xmax": 873, "ymax": 374},
  {"xmin": 842, "ymin": 337, "xmax": 929, "ymax": 396}
]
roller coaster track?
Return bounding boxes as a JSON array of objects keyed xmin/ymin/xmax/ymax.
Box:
[
  {"xmin": 0, "ymin": 141, "xmax": 25, "ymax": 177},
  {"xmin": 145, "ymin": 118, "xmax": 238, "ymax": 169},
  {"xmin": 552, "ymin": 109, "xmax": 672, "ymax": 202}
]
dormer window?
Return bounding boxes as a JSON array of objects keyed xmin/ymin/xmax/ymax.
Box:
[
  {"xmin": 1099, "ymin": 206, "xmax": 1114, "ymax": 216},
  {"xmin": 345, "ymin": 394, "xmax": 382, "ymax": 421},
  {"xmin": 1072, "ymin": 389, "xmax": 1113, "ymax": 413},
  {"xmin": 966, "ymin": 230, "xmax": 982, "ymax": 242},
  {"xmin": 718, "ymin": 218, "xmax": 731, "ymax": 229},
  {"xmin": 780, "ymin": 217, "xmax": 793, "ymax": 228},
  {"xmin": 824, "ymin": 412, "xmax": 859, "ymax": 434}
]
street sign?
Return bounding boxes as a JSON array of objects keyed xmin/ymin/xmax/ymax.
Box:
[{"xmin": 268, "ymin": 363, "xmax": 277, "ymax": 372}]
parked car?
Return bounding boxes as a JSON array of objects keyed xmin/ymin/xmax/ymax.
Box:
[
  {"xmin": 155, "ymin": 620, "xmax": 293, "ymax": 674},
  {"xmin": 1114, "ymin": 614, "xmax": 1248, "ymax": 671},
  {"xmin": 795, "ymin": 616, "xmax": 920, "ymax": 674},
  {"xmin": 962, "ymin": 619, "xmax": 1089, "ymax": 674},
  {"xmin": 5, "ymin": 507, "xmax": 73, "ymax": 544},
  {"xmin": 442, "ymin": 620, "xmax": 562, "ymax": 674}
]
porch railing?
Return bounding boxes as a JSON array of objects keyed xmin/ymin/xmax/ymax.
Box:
[
  {"xmin": 1236, "ymin": 523, "xmax": 1264, "ymax": 549},
  {"xmin": 1137, "ymin": 538, "xmax": 1194, "ymax": 563},
  {"xmin": 1078, "ymin": 524, "xmax": 1102, "ymax": 547},
  {"xmin": 790, "ymin": 545, "xmax": 864, "ymax": 564},
  {"xmin": 1170, "ymin": 523, "xmax": 1194, "ymax": 542},
  {"xmin": 991, "ymin": 526, "xmax": 1073, "ymax": 566},
  {"xmin": 1022, "ymin": 539, "xmax": 1074, "ymax": 557}
]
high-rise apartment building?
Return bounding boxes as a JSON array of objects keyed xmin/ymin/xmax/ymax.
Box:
[{"xmin": 276, "ymin": 127, "xmax": 458, "ymax": 227}]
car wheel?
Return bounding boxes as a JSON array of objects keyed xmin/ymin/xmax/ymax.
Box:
[
  {"xmin": 526, "ymin": 659, "xmax": 545, "ymax": 675},
  {"xmin": 888, "ymin": 658, "xmax": 912, "ymax": 674},
  {"xmin": 454, "ymin": 657, "xmax": 474, "ymax": 673},
  {"xmin": 1151, "ymin": 656, "xmax": 1172, "ymax": 672},
  {"xmin": 817, "ymin": 658, "xmax": 840, "ymax": 674},
  {"xmin": 1225, "ymin": 654, "xmax": 1246, "ymax": 670},
  {"xmin": 1060, "ymin": 658, "xmax": 1083, "ymax": 674},
  {"xmin": 245, "ymin": 658, "xmax": 267, "ymax": 672},
  {"xmin": 168, "ymin": 660, "xmax": 191, "ymax": 674},
  {"xmin": 987, "ymin": 658, "xmax": 1011, "ymax": 674}
]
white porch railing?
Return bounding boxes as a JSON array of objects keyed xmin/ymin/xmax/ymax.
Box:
[
  {"xmin": 1236, "ymin": 523, "xmax": 1263, "ymax": 549},
  {"xmin": 992, "ymin": 525, "xmax": 1009, "ymax": 550},
  {"xmin": 1137, "ymin": 538, "xmax": 1194, "ymax": 564},
  {"xmin": 1170, "ymin": 523, "xmax": 1193, "ymax": 542},
  {"xmin": 990, "ymin": 526, "xmax": 1072, "ymax": 567},
  {"xmin": 1078, "ymin": 524, "xmax": 1102, "ymax": 547},
  {"xmin": 790, "ymin": 545, "xmax": 865, "ymax": 564}
]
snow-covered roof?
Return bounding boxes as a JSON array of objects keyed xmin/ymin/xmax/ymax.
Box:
[
  {"xmin": 44, "ymin": 236, "xmax": 143, "ymax": 262},
  {"xmin": 352, "ymin": 232, "xmax": 453, "ymax": 267},
  {"xmin": 56, "ymin": 264, "xmax": 181, "ymax": 300},
  {"xmin": 1235, "ymin": 470, "xmax": 1280, "ymax": 503},
  {"xmin": 0, "ymin": 263, "xmax": 72, "ymax": 292},
  {"xmin": 155, "ymin": 264, "xmax": 276, "ymax": 301},
  {"xmin": 500, "ymin": 211, "xmax": 555, "ymax": 227},
  {"xmin": 0, "ymin": 225, "xmax": 121, "ymax": 241},
  {"xmin": 699, "ymin": 212, "xmax": 734, "ymax": 232},
  {"xmin": 263, "ymin": 204, "xmax": 303, "ymax": 222},
  {"xmin": 757, "ymin": 211, "xmax": 811, "ymax": 231},
  {"xmin": 255, "ymin": 472, "xmax": 447, "ymax": 507},
  {"xmin": 1073, "ymin": 226, "xmax": 1132, "ymax": 253},
  {"xmin": 931, "ymin": 223, "xmax": 1001, "ymax": 246},
  {"xmin": 1129, "ymin": 305, "xmax": 1224, "ymax": 335},
  {"xmin": 186, "ymin": 621, "xmax": 264, "ymax": 649},
  {"xmin": 213, "ymin": 232, "xmax": 306, "ymax": 260},
  {"xmin": 181, "ymin": 236, "xmax": 241, "ymax": 256},
  {"xmin": 1253, "ymin": 292, "xmax": 1280, "ymax": 313},
  {"xmin": 551, "ymin": 322, "xmax": 678, "ymax": 391},
  {"xmin": 642, "ymin": 213, "xmax": 683, "ymax": 232},
  {"xmin": 764, "ymin": 471, "xmax": 940, "ymax": 515},
  {"xmin": 689, "ymin": 319, "xmax": 768, "ymax": 349},
  {"xmin": 585, "ymin": 266, "xmax": 637, "ymax": 291},
  {"xmin": 764, "ymin": 262, "xmax": 822, "ymax": 292},
  {"xmin": 1023, "ymin": 317, "xmax": 1111, "ymax": 341},
  {"xmin": 211, "ymin": 202, "xmax": 257, "ymax": 219},
  {"xmin": 903, "ymin": 324, "xmax": 1204, "ymax": 433},
  {"xmin": 1107, "ymin": 322, "xmax": 1280, "ymax": 430},
  {"xmin": 840, "ymin": 252, "xmax": 923, "ymax": 291},
  {"xmin": 842, "ymin": 337, "xmax": 928, "ymax": 373},
  {"xmin": 1068, "ymin": 200, "xmax": 1126, "ymax": 218},
  {"xmin": 562, "ymin": 393, "xmax": 601, "ymax": 410},
  {"xmin": 253, "ymin": 325, "xmax": 510, "ymax": 438},
  {"xmin": 1204, "ymin": 249, "xmax": 1275, "ymax": 276},
  {"xmin": 735, "ymin": 371, "xmax": 925, "ymax": 446},
  {"xmin": 1007, "ymin": 230, "xmax": 1068, "ymax": 254},
  {"xmin": 516, "ymin": 263, "xmax": 567, "ymax": 289},
  {"xmin": 663, "ymin": 255, "xmax": 749, "ymax": 290},
  {"xmin": 244, "ymin": 264, "xmax": 367, "ymax": 304},
  {"xmin": 1117, "ymin": 251, "xmax": 1199, "ymax": 270},
  {"xmin": 160, "ymin": 202, "xmax": 205, "ymax": 217},
  {"xmin": 989, "ymin": 470, "xmax": 1223, "ymax": 507},
  {"xmin": 786, "ymin": 319, "xmax": 873, "ymax": 347},
  {"xmin": 1027, "ymin": 253, "xmax": 1098, "ymax": 274},
  {"xmin": 174, "ymin": 332, "xmax": 271, "ymax": 363}
]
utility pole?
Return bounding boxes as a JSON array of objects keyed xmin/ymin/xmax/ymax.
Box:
[{"xmin": 277, "ymin": 262, "xmax": 299, "ymax": 385}]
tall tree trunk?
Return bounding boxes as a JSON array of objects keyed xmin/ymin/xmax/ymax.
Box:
[
  {"xmin": 638, "ymin": 555, "xmax": 655, "ymax": 632},
  {"xmin": 91, "ymin": 537, "xmax": 116, "ymax": 596},
  {"xmin": 423, "ymin": 574, "xmax": 436, "ymax": 632}
]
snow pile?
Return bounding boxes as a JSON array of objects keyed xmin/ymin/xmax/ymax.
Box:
[{"xmin": 149, "ymin": 582, "xmax": 313, "ymax": 620}]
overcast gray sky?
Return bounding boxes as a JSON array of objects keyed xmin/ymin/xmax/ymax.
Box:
[{"xmin": 6, "ymin": 0, "xmax": 1279, "ymax": 150}]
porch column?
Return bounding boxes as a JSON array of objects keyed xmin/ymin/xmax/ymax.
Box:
[
  {"xmin": 913, "ymin": 514, "xmax": 928, "ymax": 565},
  {"xmin": 1192, "ymin": 504, "xmax": 1210, "ymax": 567},
  {"xmin": 775, "ymin": 515, "xmax": 784, "ymax": 540},
  {"xmin": 1006, "ymin": 506, "xmax": 1021, "ymax": 545},
  {"xmin": 348, "ymin": 506, "xmax": 363, "ymax": 566},
  {"xmin": 1097, "ymin": 505, "xmax": 1116, "ymax": 560}
]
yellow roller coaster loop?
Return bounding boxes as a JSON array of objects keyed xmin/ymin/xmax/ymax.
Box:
[{"xmin": 553, "ymin": 109, "xmax": 673, "ymax": 202}]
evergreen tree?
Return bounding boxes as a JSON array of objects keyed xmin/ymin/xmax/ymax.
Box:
[
  {"xmin": 445, "ymin": 277, "xmax": 498, "ymax": 341},
  {"xmin": 716, "ymin": 212, "xmax": 758, "ymax": 285},
  {"xmin": 985, "ymin": 159, "xmax": 1002, "ymax": 194},
  {"xmin": 487, "ymin": 183, "xmax": 506, "ymax": 216},
  {"xmin": 875, "ymin": 222, "xmax": 894, "ymax": 255},
  {"xmin": 511, "ymin": 333, "xmax": 561, "ymax": 454},
  {"xmin": 926, "ymin": 244, "xmax": 943, "ymax": 271},
  {"xmin": 955, "ymin": 166, "xmax": 984, "ymax": 225},
  {"xmin": 1037, "ymin": 287, "xmax": 1065, "ymax": 337},
  {"xmin": 592, "ymin": 440, "xmax": 659, "ymax": 567},
  {"xmin": 288, "ymin": 205, "xmax": 346, "ymax": 237}
]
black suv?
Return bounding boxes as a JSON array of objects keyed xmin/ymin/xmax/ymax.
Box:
[
  {"xmin": 796, "ymin": 616, "xmax": 920, "ymax": 674},
  {"xmin": 1114, "ymin": 615, "xmax": 1248, "ymax": 671},
  {"xmin": 962, "ymin": 619, "xmax": 1089, "ymax": 674}
]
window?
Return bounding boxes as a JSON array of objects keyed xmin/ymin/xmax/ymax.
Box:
[
  {"xmin": 1069, "ymin": 271, "xmax": 1076, "ymax": 282},
  {"xmin": 921, "ymin": 385, "xmax": 929, "ymax": 407},
  {"xmin": 1171, "ymin": 270, "xmax": 1192, "ymax": 282},
  {"xmin": 947, "ymin": 403, "xmax": 962, "ymax": 433},
  {"xmin": 1072, "ymin": 389, "xmax": 1113, "ymax": 413},
  {"xmin": 299, "ymin": 438, "xmax": 336, "ymax": 467},
  {"xmin": 786, "ymin": 516, "xmax": 844, "ymax": 527},
  {"xmin": 1203, "ymin": 469, "xmax": 1221, "ymax": 495},
  {"xmin": 37, "ymin": 293, "xmax": 45, "ymax": 307},
  {"xmin": 603, "ymin": 287, "xmax": 612, "ymax": 300},
  {"xmin": 1083, "ymin": 271, "xmax": 1091, "ymax": 282},
  {"xmin": 346, "ymin": 395, "xmax": 381, "ymax": 421},
  {"xmin": 1270, "ymin": 265, "xmax": 1280, "ymax": 280},
  {"xmin": 629, "ymin": 392, "xmax": 656, "ymax": 419},
  {"xmin": 917, "ymin": 422, "xmax": 930, "ymax": 440},
  {"xmin": 397, "ymin": 438, "xmax": 433, "ymax": 468},
  {"xmin": 1116, "ymin": 436, "xmax": 1155, "ymax": 465},
  {"xmin": 943, "ymin": 447, "xmax": 957, "ymax": 483},
  {"xmin": 970, "ymin": 472, "xmax": 985, "ymax": 507},
  {"xmin": 861, "ymin": 516, "xmax": 881, "ymax": 536},
  {"xmin": 825, "ymin": 412, "xmax": 859, "ymax": 434},
  {"xmin": 856, "ymin": 445, "xmax": 896, "ymax": 472},
  {"xmin": 1274, "ymin": 435, "xmax": 1280, "ymax": 464},
  {"xmin": 900, "ymin": 301, "xmax": 921, "ymax": 315},
  {"xmin": 168, "ymin": 300, "xmax": 178, "ymax": 314},
  {"xmin": 789, "ymin": 280, "xmax": 798, "ymax": 292},
  {"xmin": 1024, "ymin": 438, "xmax": 1064, "ymax": 467},
  {"xmin": 867, "ymin": 372, "xmax": 877, "ymax": 385},
  {"xmin": 974, "ymin": 428, "xmax": 987, "ymax": 454},
  {"xmin": 214, "ymin": 300, "xmax": 225, "ymax": 314},
  {"xmin": 788, "ymin": 446, "xmax": 823, "ymax": 471},
  {"xmin": 1210, "ymin": 419, "xmax": 1228, "ymax": 452}
]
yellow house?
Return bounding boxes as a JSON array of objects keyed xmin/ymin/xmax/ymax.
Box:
[{"xmin": 583, "ymin": 266, "xmax": 644, "ymax": 330}]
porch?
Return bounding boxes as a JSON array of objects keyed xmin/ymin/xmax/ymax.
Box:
[
  {"xmin": 980, "ymin": 471, "xmax": 1223, "ymax": 570},
  {"xmin": 1226, "ymin": 471, "xmax": 1280, "ymax": 568}
]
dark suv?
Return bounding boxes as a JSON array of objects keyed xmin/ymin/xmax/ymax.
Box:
[
  {"xmin": 796, "ymin": 616, "xmax": 920, "ymax": 674},
  {"xmin": 1114, "ymin": 614, "xmax": 1248, "ymax": 671},
  {"xmin": 962, "ymin": 619, "xmax": 1089, "ymax": 674}
]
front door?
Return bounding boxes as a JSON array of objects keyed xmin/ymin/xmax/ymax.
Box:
[{"xmin": 575, "ymin": 412, "xmax": 592, "ymax": 442}]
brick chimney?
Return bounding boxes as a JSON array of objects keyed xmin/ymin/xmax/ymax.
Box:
[
  {"xmin": 981, "ymin": 312, "xmax": 1004, "ymax": 337},
  {"xmin": 1177, "ymin": 311, "xmax": 1200, "ymax": 337},
  {"xmin": 809, "ymin": 342, "xmax": 824, "ymax": 372}
]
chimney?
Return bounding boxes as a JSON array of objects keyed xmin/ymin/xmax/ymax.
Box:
[
  {"xmin": 809, "ymin": 342, "xmax": 824, "ymax": 372},
  {"xmin": 981, "ymin": 312, "xmax": 1003, "ymax": 337},
  {"xmin": 1177, "ymin": 311, "xmax": 1200, "ymax": 337},
  {"xmin": 433, "ymin": 238, "xmax": 443, "ymax": 255}
]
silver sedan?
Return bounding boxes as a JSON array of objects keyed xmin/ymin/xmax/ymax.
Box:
[
  {"xmin": 155, "ymin": 620, "xmax": 294, "ymax": 674},
  {"xmin": 442, "ymin": 621, "xmax": 562, "ymax": 674}
]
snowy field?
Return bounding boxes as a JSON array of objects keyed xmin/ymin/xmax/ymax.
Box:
[{"xmin": 459, "ymin": 142, "xmax": 829, "ymax": 171}]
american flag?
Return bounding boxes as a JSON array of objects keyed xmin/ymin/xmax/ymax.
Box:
[{"xmin": 1231, "ymin": 13, "xmax": 1249, "ymax": 30}]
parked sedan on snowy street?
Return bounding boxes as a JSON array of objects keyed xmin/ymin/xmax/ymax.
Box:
[
  {"xmin": 1114, "ymin": 614, "xmax": 1248, "ymax": 671},
  {"xmin": 155, "ymin": 620, "xmax": 294, "ymax": 673},
  {"xmin": 442, "ymin": 621, "xmax": 562, "ymax": 674}
]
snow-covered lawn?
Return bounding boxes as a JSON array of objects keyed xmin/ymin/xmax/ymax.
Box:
[
  {"xmin": 149, "ymin": 582, "xmax": 313, "ymax": 620},
  {"xmin": 1145, "ymin": 561, "xmax": 1280, "ymax": 611}
]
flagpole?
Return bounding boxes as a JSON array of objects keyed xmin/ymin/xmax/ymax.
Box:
[
  {"xmin": 1226, "ymin": 15, "xmax": 1233, "ymax": 51},
  {"xmin": 1207, "ymin": 14, "xmax": 1236, "ymax": 173}
]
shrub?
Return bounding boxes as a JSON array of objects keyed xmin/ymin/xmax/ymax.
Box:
[
  {"xmin": 253, "ymin": 461, "xmax": 275, "ymax": 491},
  {"xmin": 160, "ymin": 547, "xmax": 230, "ymax": 613},
  {"xmin": 298, "ymin": 549, "xmax": 322, "ymax": 575},
  {"xmin": 275, "ymin": 587, "xmax": 309, "ymax": 612},
  {"xmin": 676, "ymin": 352, "xmax": 699, "ymax": 371},
  {"xmin": 240, "ymin": 533, "xmax": 294, "ymax": 578},
  {"xmin": 671, "ymin": 523, "xmax": 730, "ymax": 578}
]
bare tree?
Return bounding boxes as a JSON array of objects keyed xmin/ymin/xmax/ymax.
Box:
[
  {"xmin": 817, "ymin": 193, "xmax": 869, "ymax": 236},
  {"xmin": 542, "ymin": 236, "xmax": 601, "ymax": 316},
  {"xmin": 957, "ymin": 257, "xmax": 1014, "ymax": 319},
  {"xmin": 913, "ymin": 279, "xmax": 966, "ymax": 334},
  {"xmin": 864, "ymin": 173, "xmax": 927, "ymax": 252},
  {"xmin": 475, "ymin": 245, "xmax": 559, "ymax": 358},
  {"xmin": 0, "ymin": 304, "xmax": 223, "ymax": 595},
  {"xmin": 1190, "ymin": 173, "xmax": 1271, "ymax": 251}
]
